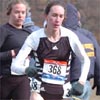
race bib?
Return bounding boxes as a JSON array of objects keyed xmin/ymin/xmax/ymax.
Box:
[
  {"xmin": 42, "ymin": 59, "xmax": 68, "ymax": 85},
  {"xmin": 30, "ymin": 78, "xmax": 41, "ymax": 93}
]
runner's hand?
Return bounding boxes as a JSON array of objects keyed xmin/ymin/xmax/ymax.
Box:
[
  {"xmin": 25, "ymin": 58, "xmax": 37, "ymax": 77},
  {"xmin": 71, "ymin": 82, "xmax": 84, "ymax": 96},
  {"xmin": 25, "ymin": 66, "xmax": 37, "ymax": 77}
]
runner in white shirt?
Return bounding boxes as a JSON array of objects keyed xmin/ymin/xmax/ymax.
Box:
[{"xmin": 11, "ymin": 1, "xmax": 90, "ymax": 100}]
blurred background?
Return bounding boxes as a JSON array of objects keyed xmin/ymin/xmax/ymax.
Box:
[
  {"xmin": 0, "ymin": 0, "xmax": 100, "ymax": 100},
  {"xmin": 0, "ymin": 0, "xmax": 100, "ymax": 44}
]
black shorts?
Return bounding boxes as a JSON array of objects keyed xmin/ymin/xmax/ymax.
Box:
[{"xmin": 40, "ymin": 82, "xmax": 64, "ymax": 100}]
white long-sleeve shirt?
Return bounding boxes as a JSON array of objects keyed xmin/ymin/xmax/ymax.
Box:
[{"xmin": 11, "ymin": 26, "xmax": 90, "ymax": 83}]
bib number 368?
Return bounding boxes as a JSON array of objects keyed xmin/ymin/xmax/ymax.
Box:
[{"xmin": 48, "ymin": 64, "xmax": 61, "ymax": 75}]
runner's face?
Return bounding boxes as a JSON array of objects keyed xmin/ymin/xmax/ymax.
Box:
[
  {"xmin": 46, "ymin": 5, "xmax": 65, "ymax": 31},
  {"xmin": 9, "ymin": 3, "xmax": 26, "ymax": 28}
]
